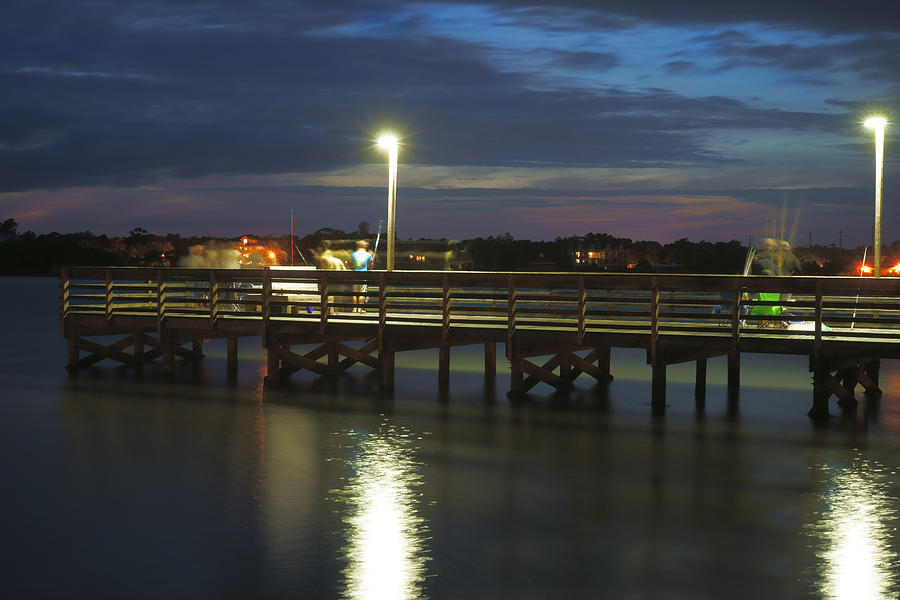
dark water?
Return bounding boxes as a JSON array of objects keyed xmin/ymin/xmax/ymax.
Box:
[{"xmin": 3, "ymin": 277, "xmax": 900, "ymax": 599}]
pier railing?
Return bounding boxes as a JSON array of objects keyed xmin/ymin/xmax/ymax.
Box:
[{"xmin": 60, "ymin": 266, "xmax": 900, "ymax": 347}]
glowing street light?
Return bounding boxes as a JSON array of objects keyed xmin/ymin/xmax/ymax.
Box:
[
  {"xmin": 377, "ymin": 134, "xmax": 399, "ymax": 271},
  {"xmin": 865, "ymin": 116, "xmax": 888, "ymax": 278}
]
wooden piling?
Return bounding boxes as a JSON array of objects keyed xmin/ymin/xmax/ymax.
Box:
[
  {"xmin": 227, "ymin": 336, "xmax": 238, "ymax": 373},
  {"xmin": 695, "ymin": 358, "xmax": 707, "ymax": 411},
  {"xmin": 651, "ymin": 361, "xmax": 666, "ymax": 415},
  {"xmin": 439, "ymin": 344, "xmax": 450, "ymax": 385},
  {"xmin": 727, "ymin": 350, "xmax": 740, "ymax": 389},
  {"xmin": 161, "ymin": 335, "xmax": 175, "ymax": 376},
  {"xmin": 67, "ymin": 335, "xmax": 79, "ymax": 370},
  {"xmin": 380, "ymin": 337, "xmax": 395, "ymax": 389},
  {"xmin": 484, "ymin": 342, "xmax": 496, "ymax": 380},
  {"xmin": 810, "ymin": 364, "xmax": 830, "ymax": 419}
]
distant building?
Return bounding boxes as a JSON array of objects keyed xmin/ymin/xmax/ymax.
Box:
[{"xmin": 572, "ymin": 245, "xmax": 633, "ymax": 269}]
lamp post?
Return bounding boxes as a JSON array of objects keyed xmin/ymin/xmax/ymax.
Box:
[
  {"xmin": 377, "ymin": 134, "xmax": 399, "ymax": 271},
  {"xmin": 865, "ymin": 117, "xmax": 887, "ymax": 277}
]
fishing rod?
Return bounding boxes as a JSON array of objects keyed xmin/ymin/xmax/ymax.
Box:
[
  {"xmin": 372, "ymin": 219, "xmax": 384, "ymax": 264},
  {"xmin": 294, "ymin": 244, "xmax": 309, "ymax": 265}
]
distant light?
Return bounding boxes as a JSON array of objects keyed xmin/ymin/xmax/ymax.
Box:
[
  {"xmin": 377, "ymin": 134, "xmax": 399, "ymax": 150},
  {"xmin": 860, "ymin": 264, "xmax": 873, "ymax": 275},
  {"xmin": 268, "ymin": 251, "xmax": 276, "ymax": 260},
  {"xmin": 865, "ymin": 117, "xmax": 887, "ymax": 130}
]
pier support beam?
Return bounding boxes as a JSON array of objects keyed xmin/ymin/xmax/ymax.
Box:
[
  {"xmin": 439, "ymin": 344, "xmax": 450, "ymax": 386},
  {"xmin": 727, "ymin": 351, "xmax": 740, "ymax": 389},
  {"xmin": 67, "ymin": 336, "xmax": 79, "ymax": 370},
  {"xmin": 380, "ymin": 338, "xmax": 395, "ymax": 389},
  {"xmin": 161, "ymin": 337, "xmax": 175, "ymax": 375},
  {"xmin": 484, "ymin": 342, "xmax": 496, "ymax": 381},
  {"xmin": 509, "ymin": 353, "xmax": 524, "ymax": 398},
  {"xmin": 134, "ymin": 331, "xmax": 145, "ymax": 369},
  {"xmin": 695, "ymin": 358, "xmax": 707, "ymax": 411},
  {"xmin": 266, "ymin": 344, "xmax": 280, "ymax": 380},
  {"xmin": 227, "ymin": 336, "xmax": 238, "ymax": 374},
  {"xmin": 651, "ymin": 362, "xmax": 666, "ymax": 415},
  {"xmin": 808, "ymin": 356, "xmax": 882, "ymax": 419},
  {"xmin": 810, "ymin": 365, "xmax": 830, "ymax": 419}
]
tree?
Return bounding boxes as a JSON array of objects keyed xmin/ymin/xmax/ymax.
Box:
[{"xmin": 0, "ymin": 218, "xmax": 17, "ymax": 236}]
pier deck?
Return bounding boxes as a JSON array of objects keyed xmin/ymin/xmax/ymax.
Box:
[{"xmin": 60, "ymin": 266, "xmax": 900, "ymax": 417}]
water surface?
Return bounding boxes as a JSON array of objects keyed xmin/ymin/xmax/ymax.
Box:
[{"xmin": 3, "ymin": 277, "xmax": 900, "ymax": 599}]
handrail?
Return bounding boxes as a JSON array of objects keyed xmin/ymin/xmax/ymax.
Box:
[{"xmin": 60, "ymin": 267, "xmax": 900, "ymax": 347}]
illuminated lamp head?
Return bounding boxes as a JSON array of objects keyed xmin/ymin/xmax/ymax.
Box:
[
  {"xmin": 377, "ymin": 134, "xmax": 399, "ymax": 151},
  {"xmin": 865, "ymin": 116, "xmax": 887, "ymax": 130}
]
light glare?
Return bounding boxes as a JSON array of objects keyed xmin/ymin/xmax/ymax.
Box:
[
  {"xmin": 865, "ymin": 117, "xmax": 887, "ymax": 129},
  {"xmin": 377, "ymin": 134, "xmax": 399, "ymax": 150}
]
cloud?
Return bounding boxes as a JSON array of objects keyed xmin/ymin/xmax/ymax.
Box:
[
  {"xmin": 476, "ymin": 0, "xmax": 900, "ymax": 34},
  {"xmin": 0, "ymin": 0, "xmax": 896, "ymax": 245}
]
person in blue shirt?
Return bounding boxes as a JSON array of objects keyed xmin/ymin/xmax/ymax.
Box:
[{"xmin": 350, "ymin": 240, "xmax": 373, "ymax": 312}]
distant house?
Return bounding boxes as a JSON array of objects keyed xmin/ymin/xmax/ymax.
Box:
[{"xmin": 572, "ymin": 245, "xmax": 633, "ymax": 269}]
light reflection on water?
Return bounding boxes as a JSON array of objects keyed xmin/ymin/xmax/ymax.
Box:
[
  {"xmin": 332, "ymin": 422, "xmax": 430, "ymax": 600},
  {"xmin": 810, "ymin": 455, "xmax": 899, "ymax": 599}
]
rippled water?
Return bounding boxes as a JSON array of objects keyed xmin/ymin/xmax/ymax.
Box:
[{"xmin": 3, "ymin": 277, "xmax": 900, "ymax": 599}]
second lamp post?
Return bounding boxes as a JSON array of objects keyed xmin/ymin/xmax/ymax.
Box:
[{"xmin": 378, "ymin": 134, "xmax": 399, "ymax": 271}]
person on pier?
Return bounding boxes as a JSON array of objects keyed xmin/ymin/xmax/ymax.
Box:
[{"xmin": 350, "ymin": 240, "xmax": 373, "ymax": 313}]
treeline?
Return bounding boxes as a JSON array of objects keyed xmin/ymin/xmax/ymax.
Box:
[{"xmin": 0, "ymin": 217, "xmax": 879, "ymax": 276}]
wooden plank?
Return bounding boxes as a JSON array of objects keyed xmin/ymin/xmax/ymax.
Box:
[
  {"xmin": 280, "ymin": 346, "xmax": 329, "ymax": 375},
  {"xmin": 519, "ymin": 357, "xmax": 566, "ymax": 389},
  {"xmin": 522, "ymin": 354, "xmax": 564, "ymax": 391},
  {"xmin": 338, "ymin": 340, "xmax": 380, "ymax": 370},
  {"xmin": 76, "ymin": 336, "xmax": 137, "ymax": 366},
  {"xmin": 567, "ymin": 350, "xmax": 608, "ymax": 381}
]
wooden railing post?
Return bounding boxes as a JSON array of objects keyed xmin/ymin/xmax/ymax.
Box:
[
  {"xmin": 378, "ymin": 272, "xmax": 387, "ymax": 356},
  {"xmin": 731, "ymin": 277, "xmax": 741, "ymax": 348},
  {"xmin": 577, "ymin": 275, "xmax": 586, "ymax": 344},
  {"xmin": 650, "ymin": 276, "xmax": 665, "ymax": 413},
  {"xmin": 60, "ymin": 267, "xmax": 70, "ymax": 335},
  {"xmin": 209, "ymin": 270, "xmax": 218, "ymax": 327},
  {"xmin": 506, "ymin": 275, "xmax": 517, "ymax": 359},
  {"xmin": 156, "ymin": 269, "xmax": 174, "ymax": 375},
  {"xmin": 105, "ymin": 268, "xmax": 113, "ymax": 321},
  {"xmin": 156, "ymin": 269, "xmax": 166, "ymax": 333},
  {"xmin": 319, "ymin": 271, "xmax": 329, "ymax": 334},
  {"xmin": 262, "ymin": 268, "xmax": 271, "ymax": 324},
  {"xmin": 442, "ymin": 274, "xmax": 450, "ymax": 340},
  {"xmin": 650, "ymin": 276, "xmax": 659, "ymax": 366},
  {"xmin": 814, "ymin": 279, "xmax": 823, "ymax": 358}
]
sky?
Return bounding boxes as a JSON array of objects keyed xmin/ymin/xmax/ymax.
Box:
[{"xmin": 1, "ymin": 0, "xmax": 898, "ymax": 245}]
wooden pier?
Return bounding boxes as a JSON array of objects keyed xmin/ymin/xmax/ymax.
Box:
[{"xmin": 60, "ymin": 266, "xmax": 900, "ymax": 417}]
